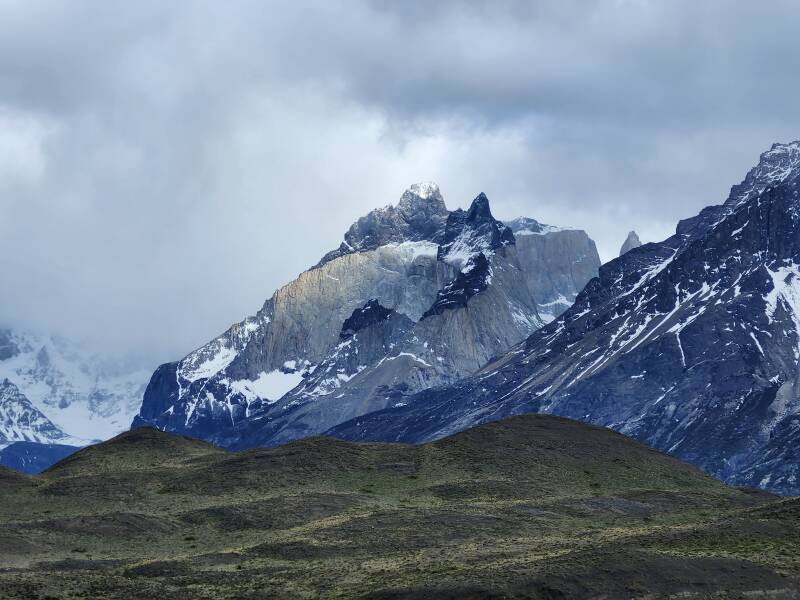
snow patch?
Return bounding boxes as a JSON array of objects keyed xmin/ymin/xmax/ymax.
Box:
[
  {"xmin": 183, "ymin": 346, "xmax": 237, "ymax": 382},
  {"xmin": 514, "ymin": 224, "xmax": 571, "ymax": 236},
  {"xmin": 0, "ymin": 330, "xmax": 150, "ymax": 441},
  {"xmin": 230, "ymin": 370, "xmax": 305, "ymax": 404},
  {"xmin": 764, "ymin": 263, "xmax": 800, "ymax": 358},
  {"xmin": 407, "ymin": 181, "xmax": 440, "ymax": 200},
  {"xmin": 387, "ymin": 240, "xmax": 439, "ymax": 261}
]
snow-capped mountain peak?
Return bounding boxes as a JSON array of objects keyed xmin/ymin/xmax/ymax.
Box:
[
  {"xmin": 0, "ymin": 329, "xmax": 150, "ymax": 441},
  {"xmin": 438, "ymin": 192, "xmax": 514, "ymax": 271},
  {"xmin": 401, "ymin": 181, "xmax": 442, "ymax": 202},
  {"xmin": 727, "ymin": 140, "xmax": 800, "ymax": 209},
  {"xmin": 0, "ymin": 378, "xmax": 85, "ymax": 447},
  {"xmin": 316, "ymin": 182, "xmax": 449, "ymax": 267}
]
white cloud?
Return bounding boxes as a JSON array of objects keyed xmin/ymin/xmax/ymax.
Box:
[{"xmin": 0, "ymin": 107, "xmax": 54, "ymax": 184}]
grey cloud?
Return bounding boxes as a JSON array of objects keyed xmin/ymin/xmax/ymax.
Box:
[{"xmin": 0, "ymin": 0, "xmax": 798, "ymax": 367}]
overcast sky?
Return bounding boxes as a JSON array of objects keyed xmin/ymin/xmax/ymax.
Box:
[{"xmin": 1, "ymin": 0, "xmax": 799, "ymax": 366}]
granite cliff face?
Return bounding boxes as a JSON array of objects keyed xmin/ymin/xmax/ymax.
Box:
[
  {"xmin": 328, "ymin": 141, "xmax": 800, "ymax": 496},
  {"xmin": 134, "ymin": 184, "xmax": 600, "ymax": 447},
  {"xmin": 506, "ymin": 218, "xmax": 601, "ymax": 320}
]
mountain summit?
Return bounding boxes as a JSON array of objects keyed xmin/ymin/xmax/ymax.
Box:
[
  {"xmin": 727, "ymin": 141, "xmax": 800, "ymax": 209},
  {"xmin": 327, "ymin": 140, "xmax": 800, "ymax": 496},
  {"xmin": 317, "ymin": 182, "xmax": 448, "ymax": 267}
]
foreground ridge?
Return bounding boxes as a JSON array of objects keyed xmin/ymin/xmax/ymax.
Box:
[{"xmin": 0, "ymin": 413, "xmax": 797, "ymax": 598}]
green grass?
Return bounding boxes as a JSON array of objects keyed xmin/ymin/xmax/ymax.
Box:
[{"xmin": 0, "ymin": 414, "xmax": 797, "ymax": 598}]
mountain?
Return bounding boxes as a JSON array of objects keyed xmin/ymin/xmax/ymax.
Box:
[
  {"xmin": 328, "ymin": 140, "xmax": 800, "ymax": 496},
  {"xmin": 0, "ymin": 379, "xmax": 82, "ymax": 448},
  {"xmin": 133, "ymin": 183, "xmax": 600, "ymax": 448},
  {"xmin": 1, "ymin": 414, "xmax": 796, "ymax": 598},
  {"xmin": 0, "ymin": 329, "xmax": 151, "ymax": 440},
  {"xmin": 620, "ymin": 230, "xmax": 642, "ymax": 255},
  {"xmin": 0, "ymin": 441, "xmax": 80, "ymax": 474}
]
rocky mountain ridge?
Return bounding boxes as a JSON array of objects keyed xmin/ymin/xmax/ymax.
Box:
[{"xmin": 327, "ymin": 140, "xmax": 800, "ymax": 496}]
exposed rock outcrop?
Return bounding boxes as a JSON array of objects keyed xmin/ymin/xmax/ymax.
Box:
[{"xmin": 506, "ymin": 219, "xmax": 601, "ymax": 320}]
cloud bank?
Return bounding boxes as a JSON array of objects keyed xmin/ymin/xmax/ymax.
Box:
[{"xmin": 1, "ymin": 0, "xmax": 799, "ymax": 364}]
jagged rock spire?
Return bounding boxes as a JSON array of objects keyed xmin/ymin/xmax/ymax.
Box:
[
  {"xmin": 438, "ymin": 193, "xmax": 514, "ymax": 269},
  {"xmin": 619, "ymin": 230, "xmax": 642, "ymax": 256}
]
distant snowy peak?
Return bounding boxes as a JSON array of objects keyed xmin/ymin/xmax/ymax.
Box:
[
  {"xmin": 319, "ymin": 186, "xmax": 523, "ymax": 274},
  {"xmin": 0, "ymin": 329, "xmax": 150, "ymax": 441},
  {"xmin": 0, "ymin": 379, "xmax": 83, "ymax": 447},
  {"xmin": 438, "ymin": 193, "xmax": 514, "ymax": 271},
  {"xmin": 619, "ymin": 231, "xmax": 642, "ymax": 256},
  {"xmin": 316, "ymin": 181, "xmax": 449, "ymax": 266},
  {"xmin": 727, "ymin": 140, "xmax": 800, "ymax": 209},
  {"xmin": 319, "ymin": 185, "xmax": 585, "ymax": 275}
]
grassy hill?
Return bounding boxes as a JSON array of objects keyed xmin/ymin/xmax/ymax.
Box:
[{"xmin": 0, "ymin": 414, "xmax": 797, "ymax": 598}]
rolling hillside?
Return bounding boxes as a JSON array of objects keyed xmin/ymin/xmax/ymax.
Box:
[{"xmin": 0, "ymin": 415, "xmax": 797, "ymax": 598}]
